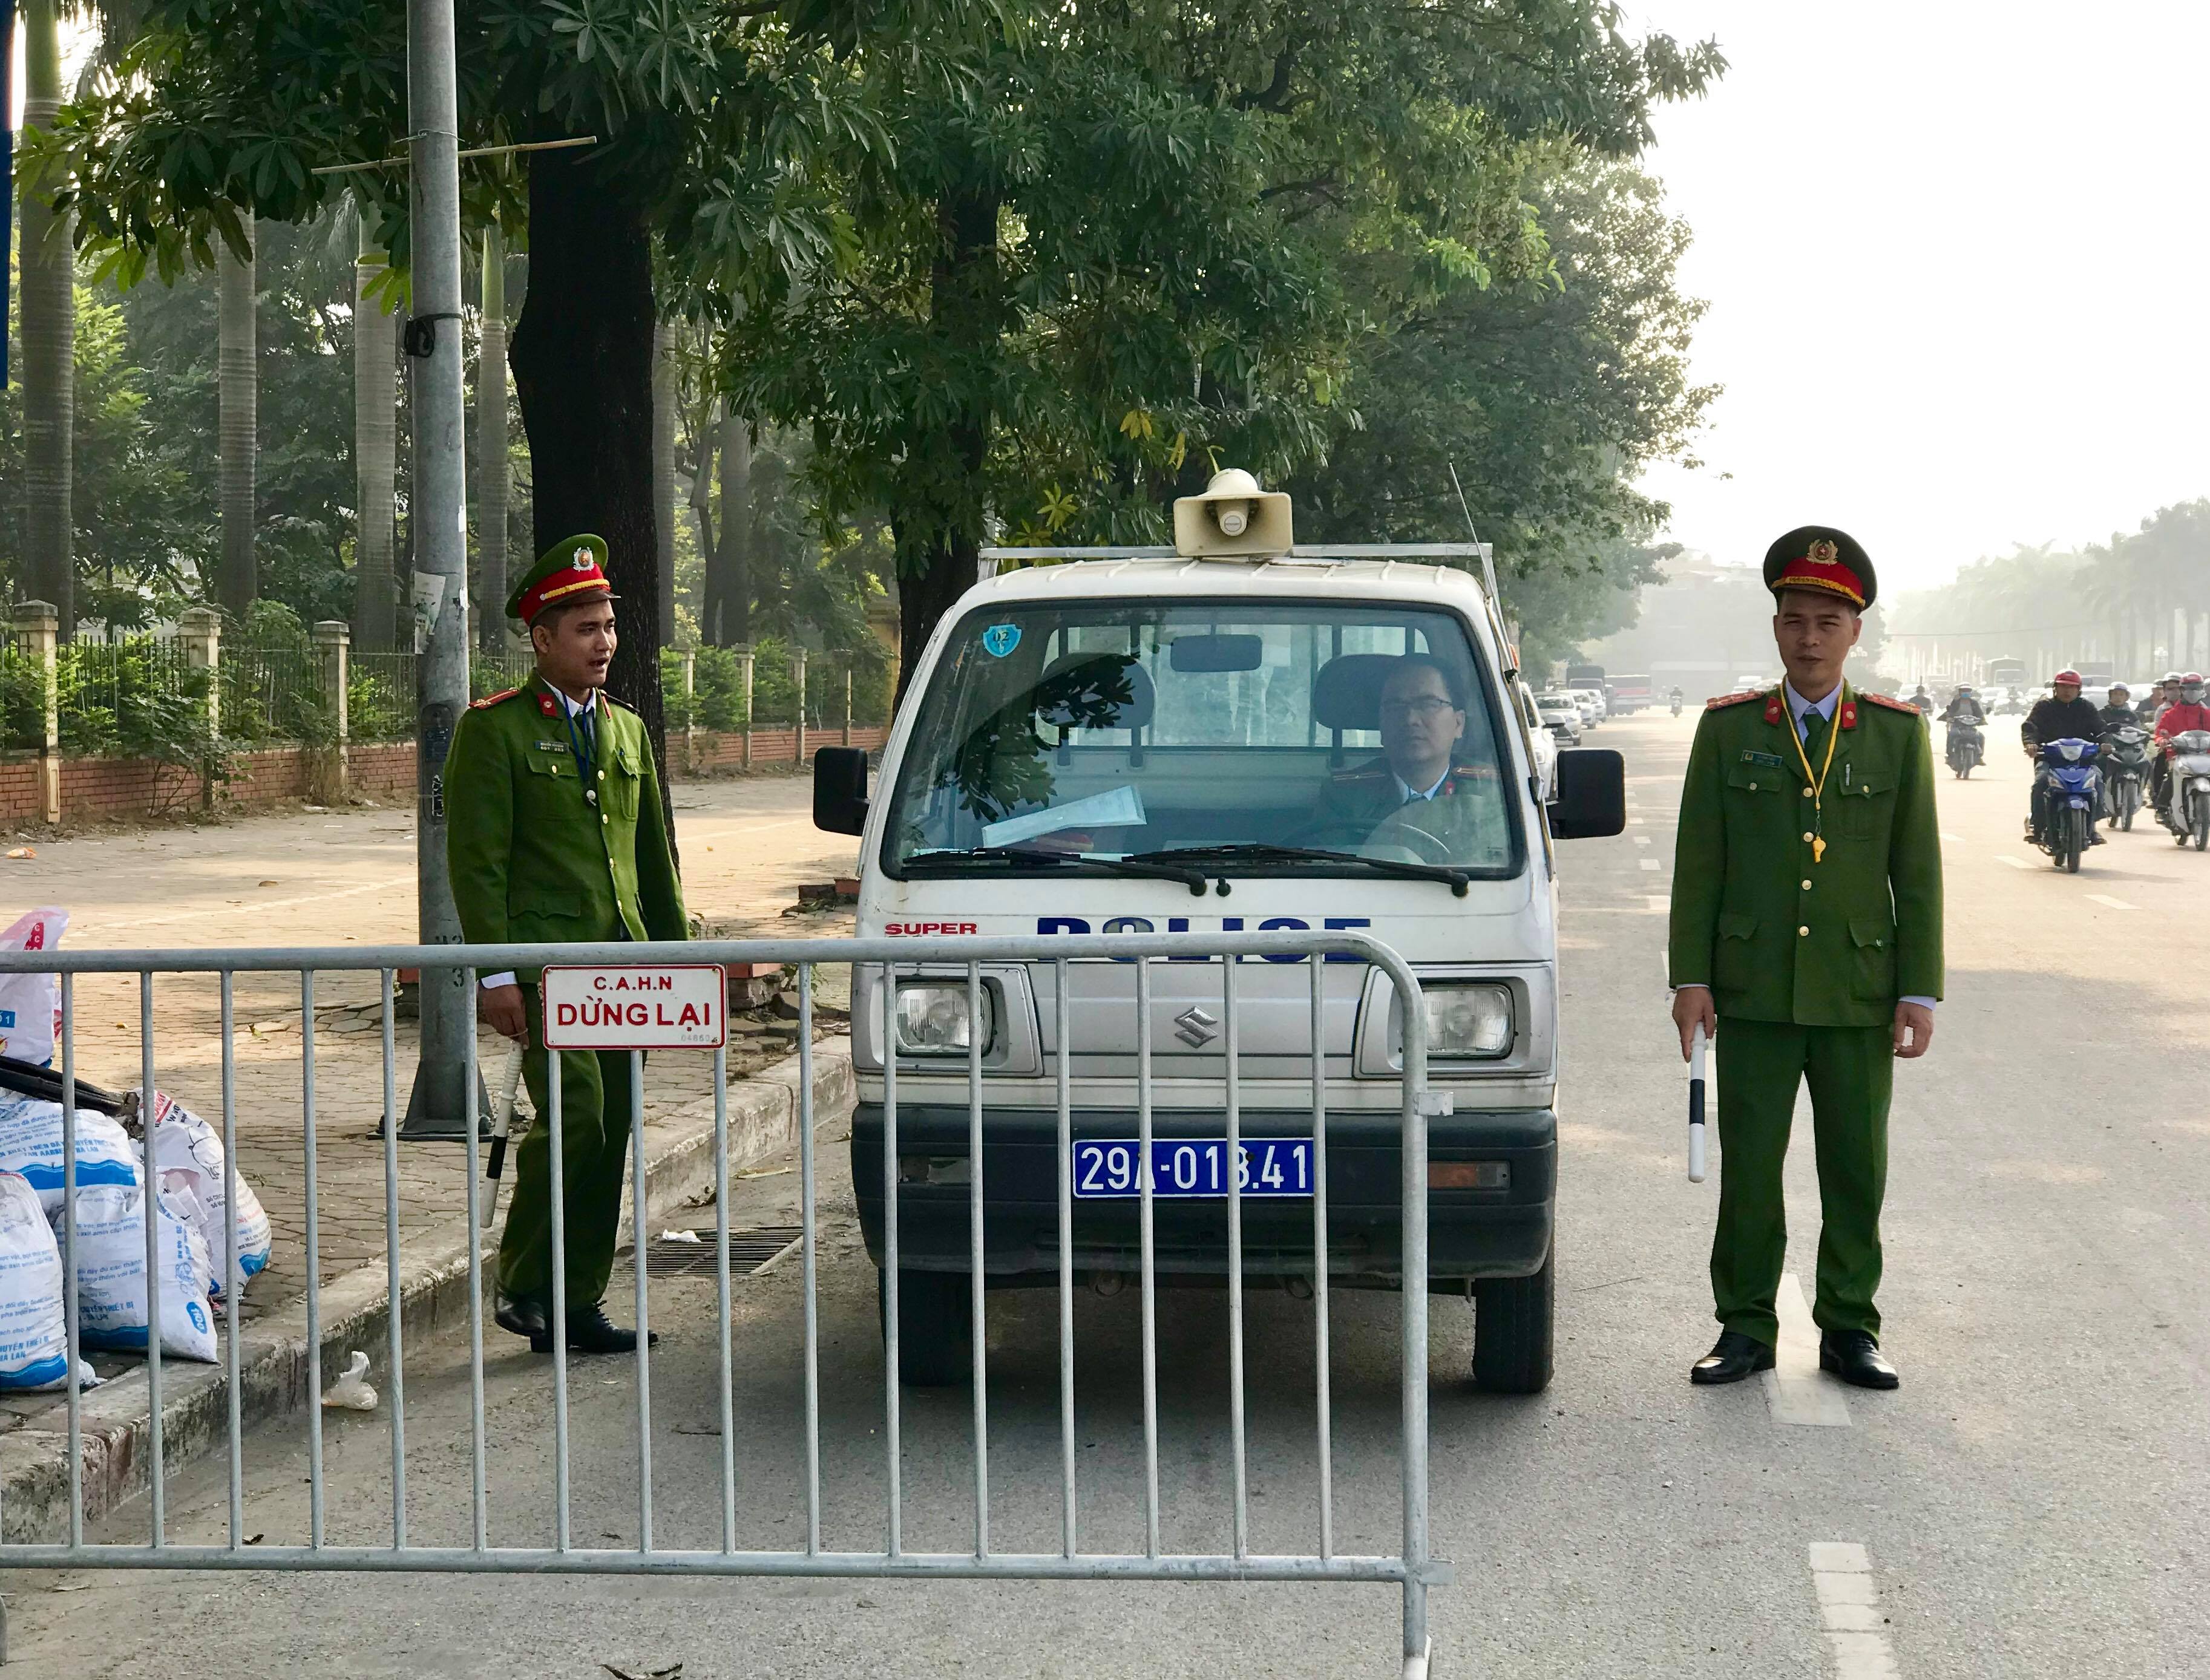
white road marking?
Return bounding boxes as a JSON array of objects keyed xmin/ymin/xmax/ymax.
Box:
[
  {"xmin": 1939, "ymin": 831, "xmax": 1963, "ymax": 843},
  {"xmin": 1762, "ymin": 1273, "xmax": 1852, "ymax": 1428},
  {"xmin": 1809, "ymin": 1543, "xmax": 1901, "ymax": 1676},
  {"xmin": 1627, "ymin": 816, "xmax": 1646, "ymax": 825},
  {"xmin": 2086, "ymin": 894, "xmax": 2136, "ymax": 910},
  {"xmin": 1993, "ymin": 855, "xmax": 2031, "ymax": 869},
  {"xmin": 1632, "ymin": 834, "xmax": 1652, "ymax": 846},
  {"xmin": 1638, "ymin": 858, "xmax": 1662, "ymax": 872},
  {"xmin": 87, "ymin": 874, "xmax": 413, "ymax": 935}
]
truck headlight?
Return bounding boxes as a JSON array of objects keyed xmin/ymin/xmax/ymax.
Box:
[
  {"xmin": 894, "ymin": 982, "xmax": 998, "ymax": 1056},
  {"xmin": 1393, "ymin": 982, "xmax": 1513, "ymax": 1061}
]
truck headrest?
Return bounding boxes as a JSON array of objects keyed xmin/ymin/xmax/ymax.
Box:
[
  {"xmin": 1036, "ymin": 653, "xmax": 1156, "ymax": 731},
  {"xmin": 1312, "ymin": 653, "xmax": 1469, "ymax": 731}
]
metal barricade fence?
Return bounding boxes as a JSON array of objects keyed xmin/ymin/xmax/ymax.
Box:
[{"xmin": 0, "ymin": 932, "xmax": 1447, "ymax": 1678}]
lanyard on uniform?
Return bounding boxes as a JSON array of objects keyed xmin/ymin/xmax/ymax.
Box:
[
  {"xmin": 1786, "ymin": 691, "xmax": 1843, "ymax": 864},
  {"xmin": 558, "ymin": 687, "xmax": 599, "ymax": 806}
]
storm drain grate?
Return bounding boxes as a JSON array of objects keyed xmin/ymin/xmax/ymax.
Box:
[{"xmin": 623, "ymin": 1226, "xmax": 804, "ymax": 1278}]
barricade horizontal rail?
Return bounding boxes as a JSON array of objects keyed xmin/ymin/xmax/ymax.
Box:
[{"xmin": 0, "ymin": 931, "xmax": 1441, "ymax": 1678}]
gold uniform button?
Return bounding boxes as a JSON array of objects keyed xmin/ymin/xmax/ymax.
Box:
[
  {"xmin": 599, "ymin": 769, "xmax": 607, "ymax": 781},
  {"xmin": 1802, "ymin": 831, "xmax": 1815, "ymax": 842},
  {"xmin": 1797, "ymin": 925, "xmax": 1809, "ymax": 937},
  {"xmin": 1803, "ymin": 786, "xmax": 1815, "ymax": 797},
  {"xmin": 601, "ymin": 813, "xmax": 609, "ymax": 825},
  {"xmin": 1802, "ymin": 879, "xmax": 1813, "ymax": 891},
  {"xmin": 1747, "ymin": 780, "xmax": 1757, "ymax": 791}
]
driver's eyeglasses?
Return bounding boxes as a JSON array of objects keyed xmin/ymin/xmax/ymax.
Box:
[{"xmin": 1380, "ymin": 696, "xmax": 1458, "ymax": 721}]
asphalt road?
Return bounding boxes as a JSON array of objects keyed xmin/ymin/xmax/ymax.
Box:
[{"xmin": 8, "ymin": 712, "xmax": 2206, "ymax": 1678}]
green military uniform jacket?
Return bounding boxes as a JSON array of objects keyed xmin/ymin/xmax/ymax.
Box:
[
  {"xmin": 1668, "ymin": 684, "xmax": 1943, "ymax": 1027},
  {"xmin": 1307, "ymin": 756, "xmax": 1513, "ymax": 869},
  {"xmin": 445, "ymin": 678, "xmax": 687, "ymax": 970}
]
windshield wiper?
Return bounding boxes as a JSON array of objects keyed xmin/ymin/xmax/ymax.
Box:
[
  {"xmin": 1126, "ymin": 843, "xmax": 1471, "ymax": 897},
  {"xmin": 902, "ymin": 845, "xmax": 1208, "ymax": 895}
]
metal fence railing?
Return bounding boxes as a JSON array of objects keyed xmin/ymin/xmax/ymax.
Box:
[{"xmin": 0, "ymin": 931, "xmax": 1444, "ymax": 1678}]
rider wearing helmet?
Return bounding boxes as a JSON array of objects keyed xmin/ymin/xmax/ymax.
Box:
[
  {"xmin": 2149, "ymin": 671, "xmax": 2186, "ymax": 726},
  {"xmin": 1938, "ymin": 685, "xmax": 1985, "ymax": 725},
  {"xmin": 2097, "ymin": 682, "xmax": 2137, "ymax": 734},
  {"xmin": 2150, "ymin": 673, "xmax": 2210, "ymax": 819},
  {"xmin": 2021, "ymin": 670, "xmax": 2104, "ymax": 844}
]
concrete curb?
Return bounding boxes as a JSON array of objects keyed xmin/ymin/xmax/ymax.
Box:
[{"xmin": 0, "ymin": 1036, "xmax": 856, "ymax": 1544}]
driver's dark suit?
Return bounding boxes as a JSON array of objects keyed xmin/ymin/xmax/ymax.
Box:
[{"xmin": 1306, "ymin": 757, "xmax": 1510, "ymax": 866}]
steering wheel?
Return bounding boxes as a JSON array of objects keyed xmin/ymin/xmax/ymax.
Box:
[{"xmin": 1295, "ymin": 816, "xmax": 1457, "ymax": 866}]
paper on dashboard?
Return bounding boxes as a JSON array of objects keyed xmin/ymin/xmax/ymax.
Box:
[{"xmin": 982, "ymin": 785, "xmax": 1147, "ymax": 849}]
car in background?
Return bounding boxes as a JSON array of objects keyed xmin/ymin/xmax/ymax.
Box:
[
  {"xmin": 1516, "ymin": 681, "xmax": 1559, "ymax": 802},
  {"xmin": 1536, "ymin": 693, "xmax": 1582, "ymax": 745},
  {"xmin": 1732, "ymin": 673, "xmax": 1768, "ymax": 693},
  {"xmin": 1564, "ymin": 688, "xmax": 1604, "ymax": 727}
]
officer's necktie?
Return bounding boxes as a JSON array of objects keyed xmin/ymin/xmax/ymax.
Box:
[{"xmin": 1800, "ymin": 707, "xmax": 1828, "ymax": 756}]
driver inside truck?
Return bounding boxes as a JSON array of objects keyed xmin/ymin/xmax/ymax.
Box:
[{"xmin": 1305, "ymin": 655, "xmax": 1509, "ymax": 860}]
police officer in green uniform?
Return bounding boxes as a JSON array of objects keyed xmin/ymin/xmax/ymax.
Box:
[
  {"xmin": 1667, "ymin": 528, "xmax": 1943, "ymax": 1390},
  {"xmin": 1302, "ymin": 654, "xmax": 1512, "ymax": 868},
  {"xmin": 445, "ymin": 535, "xmax": 687, "ymax": 1353}
]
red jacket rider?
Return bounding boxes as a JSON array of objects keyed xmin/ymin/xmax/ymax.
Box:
[{"xmin": 2153, "ymin": 675, "xmax": 2210, "ymax": 747}]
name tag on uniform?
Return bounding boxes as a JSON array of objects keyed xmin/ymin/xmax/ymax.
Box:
[{"xmin": 1739, "ymin": 750, "xmax": 1783, "ymax": 769}]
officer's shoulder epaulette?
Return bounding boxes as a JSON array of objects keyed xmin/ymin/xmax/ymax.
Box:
[
  {"xmin": 602, "ymin": 692, "xmax": 638, "ymax": 714},
  {"xmin": 1704, "ymin": 690, "xmax": 1764, "ymax": 711},
  {"xmin": 469, "ymin": 687, "xmax": 522, "ymax": 710},
  {"xmin": 1859, "ymin": 691, "xmax": 1918, "ymax": 714},
  {"xmin": 1331, "ymin": 760, "xmax": 1388, "ymax": 782}
]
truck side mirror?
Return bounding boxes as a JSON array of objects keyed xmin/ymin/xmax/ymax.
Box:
[
  {"xmin": 1550, "ymin": 748, "xmax": 1625, "ymax": 839},
  {"xmin": 813, "ymin": 746, "xmax": 870, "ymax": 835}
]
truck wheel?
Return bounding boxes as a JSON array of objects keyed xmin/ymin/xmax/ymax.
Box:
[
  {"xmin": 878, "ymin": 1267, "xmax": 972, "ymax": 1387},
  {"xmin": 1472, "ymin": 1244, "xmax": 1555, "ymax": 1394}
]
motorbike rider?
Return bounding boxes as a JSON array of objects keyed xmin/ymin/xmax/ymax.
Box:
[
  {"xmin": 1669, "ymin": 684, "xmax": 1685, "ymax": 714},
  {"xmin": 2146, "ymin": 672, "xmax": 2184, "ymax": 725},
  {"xmin": 2150, "ymin": 672, "xmax": 2210, "ymax": 820},
  {"xmin": 2097, "ymin": 683, "xmax": 2137, "ymax": 734},
  {"xmin": 1938, "ymin": 685, "xmax": 1986, "ymax": 725},
  {"xmin": 2021, "ymin": 670, "xmax": 2105, "ymax": 845},
  {"xmin": 1909, "ymin": 682, "xmax": 1933, "ymax": 716}
]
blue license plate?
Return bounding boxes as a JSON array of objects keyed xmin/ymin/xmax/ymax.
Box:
[{"xmin": 1071, "ymin": 1138, "xmax": 1313, "ymax": 1199}]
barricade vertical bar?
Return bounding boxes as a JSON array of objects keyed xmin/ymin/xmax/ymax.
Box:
[
  {"xmin": 630, "ymin": 1048, "xmax": 652, "ymax": 1552},
  {"xmin": 462, "ymin": 972, "xmax": 487, "ymax": 1551},
  {"xmin": 1136, "ymin": 955, "xmax": 1159, "ymax": 1559},
  {"xmin": 799, "ymin": 966, "xmax": 820, "ymax": 1557},
  {"xmin": 1054, "ymin": 956, "xmax": 1075, "ymax": 1560},
  {"xmin": 880, "ymin": 962, "xmax": 902, "ymax": 1558},
  {"xmin": 220, "ymin": 973, "xmax": 242, "ymax": 1549},
  {"xmin": 1400, "ymin": 975, "xmax": 1431, "ymax": 1670},
  {"xmin": 300, "ymin": 970, "xmax": 322, "ymax": 1548},
  {"xmin": 1310, "ymin": 958, "xmax": 1332, "ymax": 1561},
  {"xmin": 548, "ymin": 1053, "xmax": 569, "ymax": 1552},
  {"xmin": 139, "ymin": 972, "xmax": 164, "ymax": 1544},
  {"xmin": 712, "ymin": 1042, "xmax": 735, "ymax": 1554},
  {"xmin": 1223, "ymin": 957, "xmax": 1247, "ymax": 1561},
  {"xmin": 381, "ymin": 969, "xmax": 407, "ymax": 1550},
  {"xmin": 59, "ymin": 973, "xmax": 79, "ymax": 1547},
  {"xmin": 966, "ymin": 959, "xmax": 988, "ymax": 1560}
]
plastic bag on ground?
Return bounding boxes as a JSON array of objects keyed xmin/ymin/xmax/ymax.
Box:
[
  {"xmin": 0, "ymin": 1091, "xmax": 139, "ymax": 1215},
  {"xmin": 137, "ymin": 1088, "xmax": 272, "ymax": 1289},
  {"xmin": 0, "ymin": 1169, "xmax": 94, "ymax": 1390},
  {"xmin": 0, "ymin": 907, "xmax": 68, "ymax": 1067},
  {"xmin": 57, "ymin": 1180, "xmax": 219, "ymax": 1361}
]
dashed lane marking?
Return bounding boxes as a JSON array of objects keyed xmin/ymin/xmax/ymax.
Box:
[
  {"xmin": 1993, "ymin": 855, "xmax": 2031, "ymax": 869},
  {"xmin": 1939, "ymin": 831, "xmax": 1963, "ymax": 842},
  {"xmin": 2086, "ymin": 894, "xmax": 2136, "ymax": 910},
  {"xmin": 1638, "ymin": 857, "xmax": 1662, "ymax": 872},
  {"xmin": 1645, "ymin": 894, "xmax": 1668, "ymax": 915},
  {"xmin": 1632, "ymin": 834, "xmax": 1651, "ymax": 846},
  {"xmin": 1762, "ymin": 1272, "xmax": 1852, "ymax": 1428},
  {"xmin": 1809, "ymin": 1543, "xmax": 1901, "ymax": 1676}
]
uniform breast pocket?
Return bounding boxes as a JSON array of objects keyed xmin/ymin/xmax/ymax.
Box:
[
  {"xmin": 1840, "ymin": 773, "xmax": 1896, "ymax": 840},
  {"xmin": 520, "ymin": 753, "xmax": 575, "ymax": 812},
  {"xmin": 1725, "ymin": 763, "xmax": 1785, "ymax": 799},
  {"xmin": 605, "ymin": 744, "xmax": 642, "ymax": 821}
]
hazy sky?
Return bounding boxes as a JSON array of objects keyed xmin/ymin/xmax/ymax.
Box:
[{"xmin": 1628, "ymin": 1, "xmax": 2210, "ymax": 590}]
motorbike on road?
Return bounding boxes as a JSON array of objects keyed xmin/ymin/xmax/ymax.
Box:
[
  {"xmin": 2033, "ymin": 738, "xmax": 2101, "ymax": 874},
  {"xmin": 2158, "ymin": 728, "xmax": 2210, "ymax": 850},
  {"xmin": 1945, "ymin": 720, "xmax": 1984, "ymax": 779},
  {"xmin": 2100, "ymin": 725, "xmax": 2153, "ymax": 829},
  {"xmin": 1670, "ymin": 695, "xmax": 1683, "ymax": 717}
]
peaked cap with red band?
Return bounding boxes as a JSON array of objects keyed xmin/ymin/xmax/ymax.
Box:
[
  {"xmin": 507, "ymin": 532, "xmax": 620, "ymax": 626},
  {"xmin": 1762, "ymin": 525, "xmax": 1875, "ymax": 611}
]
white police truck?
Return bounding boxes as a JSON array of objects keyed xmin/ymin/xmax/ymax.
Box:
[{"xmin": 813, "ymin": 471, "xmax": 1625, "ymax": 1393}]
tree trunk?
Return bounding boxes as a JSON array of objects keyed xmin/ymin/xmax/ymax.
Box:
[
  {"xmin": 217, "ymin": 232, "xmax": 258, "ymax": 618},
  {"xmin": 651, "ymin": 320, "xmax": 678, "ymax": 643},
  {"xmin": 18, "ymin": 0, "xmax": 74, "ymax": 635},
  {"xmin": 352, "ymin": 232, "xmax": 400, "ymax": 649},
  {"xmin": 508, "ymin": 143, "xmax": 666, "ymax": 788},
  {"xmin": 686, "ymin": 396, "xmax": 718, "ymax": 584},
  {"xmin": 705, "ymin": 409, "xmax": 751, "ymax": 647},
  {"xmin": 474, "ymin": 222, "xmax": 511, "ymax": 650},
  {"xmin": 893, "ymin": 186, "xmax": 1000, "ymax": 703}
]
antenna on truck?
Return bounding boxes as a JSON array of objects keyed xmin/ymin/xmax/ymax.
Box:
[{"xmin": 1448, "ymin": 461, "xmax": 1501, "ymax": 602}]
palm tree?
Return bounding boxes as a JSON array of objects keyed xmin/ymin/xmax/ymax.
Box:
[
  {"xmin": 352, "ymin": 224, "xmax": 399, "ymax": 649},
  {"xmin": 474, "ymin": 223, "xmax": 511, "ymax": 651},
  {"xmin": 215, "ymin": 231, "xmax": 257, "ymax": 616},
  {"xmin": 704, "ymin": 410, "xmax": 751, "ymax": 646},
  {"xmin": 18, "ymin": 0, "xmax": 75, "ymax": 633}
]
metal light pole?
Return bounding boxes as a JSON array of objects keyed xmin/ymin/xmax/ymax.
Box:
[{"xmin": 398, "ymin": 0, "xmax": 478, "ymax": 1137}]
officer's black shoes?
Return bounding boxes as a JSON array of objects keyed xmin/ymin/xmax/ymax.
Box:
[
  {"xmin": 1818, "ymin": 1330, "xmax": 1899, "ymax": 1389},
  {"xmin": 535, "ymin": 1303, "xmax": 660, "ymax": 1356},
  {"xmin": 494, "ymin": 1293, "xmax": 548, "ymax": 1342},
  {"xmin": 1689, "ymin": 1329, "xmax": 1776, "ymax": 1385}
]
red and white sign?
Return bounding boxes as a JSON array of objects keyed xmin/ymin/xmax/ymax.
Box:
[{"xmin": 540, "ymin": 965, "xmax": 727, "ymax": 1050}]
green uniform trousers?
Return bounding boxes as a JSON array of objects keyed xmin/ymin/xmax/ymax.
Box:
[
  {"xmin": 1713, "ymin": 1016, "xmax": 1890, "ymax": 1347},
  {"xmin": 495, "ymin": 990, "xmax": 637, "ymax": 1311}
]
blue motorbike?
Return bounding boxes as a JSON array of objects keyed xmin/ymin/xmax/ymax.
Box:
[{"xmin": 2035, "ymin": 738, "xmax": 2101, "ymax": 874}]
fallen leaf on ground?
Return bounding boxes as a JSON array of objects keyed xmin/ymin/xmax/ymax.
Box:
[
  {"xmin": 5, "ymin": 847, "xmax": 34, "ymax": 859},
  {"xmin": 257, "ymin": 880, "xmax": 280, "ymax": 887}
]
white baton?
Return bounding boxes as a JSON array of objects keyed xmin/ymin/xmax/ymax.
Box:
[
  {"xmin": 482, "ymin": 1043, "xmax": 525, "ymax": 1227},
  {"xmin": 1688, "ymin": 1022, "xmax": 1708, "ymax": 1184}
]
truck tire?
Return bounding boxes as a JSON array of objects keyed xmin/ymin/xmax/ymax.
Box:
[
  {"xmin": 1472, "ymin": 1244, "xmax": 1555, "ymax": 1394},
  {"xmin": 878, "ymin": 1267, "xmax": 972, "ymax": 1387}
]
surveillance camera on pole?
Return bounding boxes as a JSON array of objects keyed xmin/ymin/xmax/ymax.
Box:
[{"xmin": 1172, "ymin": 468, "xmax": 1294, "ymax": 557}]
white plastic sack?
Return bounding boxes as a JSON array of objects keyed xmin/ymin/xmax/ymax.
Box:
[
  {"xmin": 58, "ymin": 1180, "xmax": 219, "ymax": 1362},
  {"xmin": 0, "ymin": 907, "xmax": 68, "ymax": 1067},
  {"xmin": 0, "ymin": 1170, "xmax": 91, "ymax": 1390},
  {"xmin": 139, "ymin": 1088, "xmax": 272, "ymax": 1288},
  {"xmin": 0, "ymin": 1091, "xmax": 138, "ymax": 1214}
]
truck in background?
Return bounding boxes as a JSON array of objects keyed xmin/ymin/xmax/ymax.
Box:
[{"xmin": 1605, "ymin": 673, "xmax": 1653, "ymax": 713}]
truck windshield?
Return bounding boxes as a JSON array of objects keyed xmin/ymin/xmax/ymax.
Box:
[{"xmin": 881, "ymin": 598, "xmax": 1522, "ymax": 878}]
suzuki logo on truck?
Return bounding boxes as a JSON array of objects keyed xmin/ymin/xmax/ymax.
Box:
[{"xmin": 1173, "ymin": 1006, "xmax": 1220, "ymax": 1048}]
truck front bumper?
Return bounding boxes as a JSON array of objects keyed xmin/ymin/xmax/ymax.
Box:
[{"xmin": 852, "ymin": 1103, "xmax": 1555, "ymax": 1287}]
